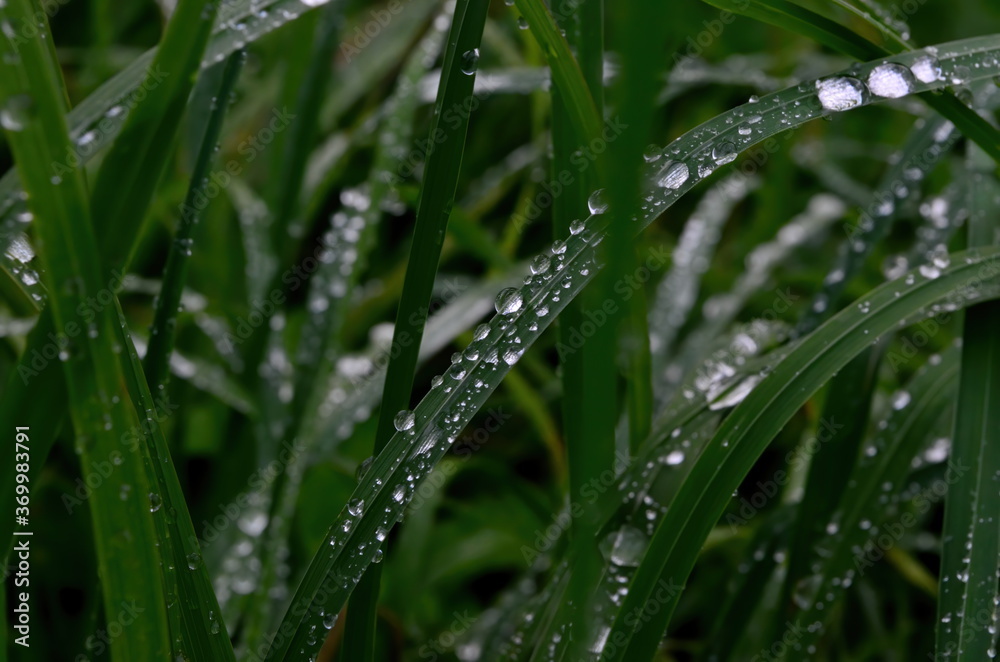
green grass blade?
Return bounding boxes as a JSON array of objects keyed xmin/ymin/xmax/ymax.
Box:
[
  {"xmin": 340, "ymin": 2, "xmax": 491, "ymax": 659},
  {"xmin": 0, "ymin": 1, "xmax": 171, "ymax": 657},
  {"xmin": 113, "ymin": 299, "xmax": 237, "ymax": 661},
  {"xmin": 512, "ymin": 0, "xmax": 603, "ymax": 163},
  {"xmin": 601, "ymin": 249, "xmax": 1000, "ymax": 660},
  {"xmin": 144, "ymin": 50, "xmax": 246, "ymax": 395},
  {"xmin": 934, "ymin": 136, "xmax": 1000, "ymax": 660},
  {"xmin": 547, "ymin": 0, "xmax": 606, "ymax": 652}
]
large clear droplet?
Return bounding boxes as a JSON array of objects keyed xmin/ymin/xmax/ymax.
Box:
[
  {"xmin": 816, "ymin": 77, "xmax": 866, "ymax": 111},
  {"xmin": 394, "ymin": 409, "xmax": 415, "ymax": 432},
  {"xmin": 657, "ymin": 161, "xmax": 690, "ymax": 190},
  {"xmin": 460, "ymin": 48, "xmax": 480, "ymax": 75},
  {"xmin": 866, "ymin": 63, "xmax": 914, "ymax": 98},
  {"xmin": 495, "ymin": 287, "xmax": 523, "ymax": 315}
]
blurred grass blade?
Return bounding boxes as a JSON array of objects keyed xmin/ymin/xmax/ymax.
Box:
[
  {"xmin": 0, "ymin": 1, "xmax": 172, "ymax": 657},
  {"xmin": 935, "ymin": 139, "xmax": 1000, "ymax": 660},
  {"xmin": 0, "ymin": 0, "xmax": 346, "ymax": 310},
  {"xmin": 268, "ymin": 1, "xmax": 344, "ymax": 258},
  {"xmin": 145, "ymin": 50, "xmax": 246, "ymax": 395},
  {"xmin": 781, "ymin": 345, "xmax": 960, "ymax": 658},
  {"xmin": 235, "ymin": 12, "xmax": 452, "ymax": 648},
  {"xmin": 698, "ymin": 0, "xmax": 1000, "ymax": 165},
  {"xmin": 89, "ymin": 0, "xmax": 220, "ymax": 270},
  {"xmin": 799, "ymin": 115, "xmax": 958, "ymax": 334},
  {"xmin": 342, "ymin": 1, "xmax": 491, "ymax": 659}
]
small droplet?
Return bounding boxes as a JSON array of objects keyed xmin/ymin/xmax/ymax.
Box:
[
  {"xmin": 0, "ymin": 94, "xmax": 33, "ymax": 131},
  {"xmin": 149, "ymin": 493, "xmax": 162, "ymax": 513},
  {"xmin": 186, "ymin": 552, "xmax": 202, "ymax": 570},
  {"xmin": 460, "ymin": 48, "xmax": 480, "ymax": 75},
  {"xmin": 347, "ymin": 498, "xmax": 364, "ymax": 517}
]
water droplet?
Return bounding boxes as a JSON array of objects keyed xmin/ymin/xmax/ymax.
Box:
[
  {"xmin": 892, "ymin": 390, "xmax": 911, "ymax": 410},
  {"xmin": 569, "ymin": 219, "xmax": 585, "ymax": 235},
  {"xmin": 186, "ymin": 552, "xmax": 202, "ymax": 570},
  {"xmin": 657, "ymin": 161, "xmax": 690, "ymax": 190},
  {"xmin": 866, "ymin": 62, "xmax": 914, "ymax": 98},
  {"xmin": 816, "ymin": 77, "xmax": 866, "ymax": 111},
  {"xmin": 347, "ymin": 498, "xmax": 364, "ymax": 517},
  {"xmin": 149, "ymin": 492, "xmax": 162, "ymax": 513},
  {"xmin": 460, "ymin": 48, "xmax": 480, "ymax": 75},
  {"xmin": 712, "ymin": 142, "xmax": 737, "ymax": 165},
  {"xmin": 394, "ymin": 409, "xmax": 415, "ymax": 432},
  {"xmin": 664, "ymin": 450, "xmax": 685, "ymax": 465},
  {"xmin": 910, "ymin": 55, "xmax": 942, "ymax": 84},
  {"xmin": 495, "ymin": 288, "xmax": 523, "ymax": 315},
  {"xmin": 530, "ymin": 255, "xmax": 551, "ymax": 274},
  {"xmin": 0, "ymin": 94, "xmax": 33, "ymax": 131},
  {"xmin": 588, "ymin": 188, "xmax": 609, "ymax": 215}
]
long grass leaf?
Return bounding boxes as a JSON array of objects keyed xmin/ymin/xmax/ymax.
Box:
[
  {"xmin": 0, "ymin": 2, "xmax": 171, "ymax": 656},
  {"xmin": 340, "ymin": 2, "xmax": 491, "ymax": 659}
]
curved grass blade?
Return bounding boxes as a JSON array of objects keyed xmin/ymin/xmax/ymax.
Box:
[
  {"xmin": 342, "ymin": 1, "xmax": 492, "ymax": 657},
  {"xmin": 777, "ymin": 344, "xmax": 961, "ymax": 659},
  {"xmin": 144, "ymin": 50, "xmax": 246, "ymax": 395},
  {"xmin": 265, "ymin": 37, "xmax": 1000, "ymax": 661},
  {"xmin": 601, "ymin": 249, "xmax": 1000, "ymax": 660},
  {"xmin": 0, "ymin": 1, "xmax": 171, "ymax": 656}
]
